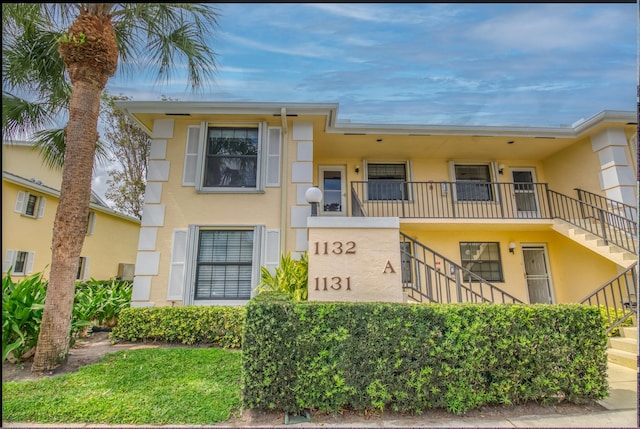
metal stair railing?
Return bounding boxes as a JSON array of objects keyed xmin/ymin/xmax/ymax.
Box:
[
  {"xmin": 400, "ymin": 233, "xmax": 523, "ymax": 304},
  {"xmin": 548, "ymin": 190, "xmax": 637, "ymax": 254},
  {"xmin": 574, "ymin": 188, "xmax": 637, "ymax": 221},
  {"xmin": 579, "ymin": 262, "xmax": 637, "ymax": 334}
]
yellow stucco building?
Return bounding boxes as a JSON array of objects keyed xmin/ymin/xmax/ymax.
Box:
[
  {"xmin": 112, "ymin": 101, "xmax": 636, "ymax": 313},
  {"xmin": 2, "ymin": 140, "xmax": 141, "ymax": 281}
]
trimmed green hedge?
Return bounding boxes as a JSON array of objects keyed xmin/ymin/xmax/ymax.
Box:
[
  {"xmin": 111, "ymin": 306, "xmax": 245, "ymax": 348},
  {"xmin": 242, "ymin": 299, "xmax": 608, "ymax": 414}
]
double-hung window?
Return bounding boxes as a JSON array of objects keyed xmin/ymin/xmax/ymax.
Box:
[
  {"xmin": 194, "ymin": 230, "xmax": 254, "ymax": 300},
  {"xmin": 3, "ymin": 250, "xmax": 34, "ymax": 275},
  {"xmin": 203, "ymin": 126, "xmax": 259, "ymax": 189},
  {"xmin": 459, "ymin": 242, "xmax": 503, "ymax": 282},
  {"xmin": 454, "ymin": 164, "xmax": 493, "ymax": 201},
  {"xmin": 14, "ymin": 191, "xmax": 46, "ymax": 218},
  {"xmin": 367, "ymin": 163, "xmax": 408, "ymax": 200},
  {"xmin": 184, "ymin": 122, "xmax": 281, "ymax": 192}
]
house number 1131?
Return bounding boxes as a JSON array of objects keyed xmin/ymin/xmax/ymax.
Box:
[{"xmin": 313, "ymin": 276, "xmax": 351, "ymax": 291}]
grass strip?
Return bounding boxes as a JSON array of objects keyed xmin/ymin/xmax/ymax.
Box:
[{"xmin": 2, "ymin": 347, "xmax": 242, "ymax": 425}]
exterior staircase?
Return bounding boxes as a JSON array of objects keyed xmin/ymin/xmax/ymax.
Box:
[
  {"xmin": 552, "ymin": 219, "xmax": 637, "ymax": 268},
  {"xmin": 608, "ymin": 326, "xmax": 638, "ymax": 369}
]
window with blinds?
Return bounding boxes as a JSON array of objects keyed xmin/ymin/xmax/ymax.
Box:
[
  {"xmin": 367, "ymin": 163, "xmax": 408, "ymax": 200},
  {"xmin": 194, "ymin": 230, "xmax": 254, "ymax": 300},
  {"xmin": 454, "ymin": 164, "xmax": 493, "ymax": 201}
]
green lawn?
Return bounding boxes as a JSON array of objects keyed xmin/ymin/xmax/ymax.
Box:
[{"xmin": 2, "ymin": 348, "xmax": 242, "ymax": 426}]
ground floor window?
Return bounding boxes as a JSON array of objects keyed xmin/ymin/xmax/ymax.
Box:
[
  {"xmin": 194, "ymin": 230, "xmax": 254, "ymax": 300},
  {"xmin": 459, "ymin": 242, "xmax": 503, "ymax": 282}
]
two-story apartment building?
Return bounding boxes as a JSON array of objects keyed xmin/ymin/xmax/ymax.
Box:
[
  {"xmin": 2, "ymin": 140, "xmax": 141, "ymax": 280},
  {"xmin": 114, "ymin": 101, "xmax": 637, "ymax": 314}
]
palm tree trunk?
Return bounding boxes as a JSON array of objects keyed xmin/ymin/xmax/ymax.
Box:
[{"xmin": 31, "ymin": 83, "xmax": 102, "ymax": 372}]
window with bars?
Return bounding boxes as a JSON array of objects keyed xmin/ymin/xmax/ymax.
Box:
[
  {"xmin": 459, "ymin": 242, "xmax": 503, "ymax": 282},
  {"xmin": 203, "ymin": 127, "xmax": 259, "ymax": 188},
  {"xmin": 454, "ymin": 164, "xmax": 493, "ymax": 201},
  {"xmin": 367, "ymin": 163, "xmax": 408, "ymax": 200},
  {"xmin": 194, "ymin": 230, "xmax": 254, "ymax": 300}
]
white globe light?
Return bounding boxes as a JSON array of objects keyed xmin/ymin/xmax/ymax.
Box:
[{"xmin": 305, "ymin": 186, "xmax": 323, "ymax": 203}]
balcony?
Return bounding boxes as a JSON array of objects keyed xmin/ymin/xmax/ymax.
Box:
[
  {"xmin": 350, "ymin": 181, "xmax": 552, "ymax": 219},
  {"xmin": 350, "ymin": 181, "xmax": 637, "ymax": 254}
]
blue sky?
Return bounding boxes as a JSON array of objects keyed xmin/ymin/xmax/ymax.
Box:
[{"xmin": 106, "ymin": 2, "xmax": 637, "ymax": 128}]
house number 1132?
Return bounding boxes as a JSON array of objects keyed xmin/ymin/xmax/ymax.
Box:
[{"xmin": 313, "ymin": 241, "xmax": 356, "ymax": 255}]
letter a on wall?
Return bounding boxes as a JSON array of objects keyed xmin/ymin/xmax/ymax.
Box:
[{"xmin": 382, "ymin": 260, "xmax": 396, "ymax": 274}]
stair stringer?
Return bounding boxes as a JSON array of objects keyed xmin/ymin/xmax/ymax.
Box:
[{"xmin": 552, "ymin": 219, "xmax": 637, "ymax": 268}]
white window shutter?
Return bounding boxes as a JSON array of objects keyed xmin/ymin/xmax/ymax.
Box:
[
  {"xmin": 265, "ymin": 229, "xmax": 280, "ymax": 275},
  {"xmin": 167, "ymin": 229, "xmax": 188, "ymax": 300},
  {"xmin": 25, "ymin": 252, "xmax": 35, "ymax": 274},
  {"xmin": 82, "ymin": 257, "xmax": 90, "ymax": 280},
  {"xmin": 183, "ymin": 126, "xmax": 200, "ymax": 186},
  {"xmin": 266, "ymin": 127, "xmax": 282, "ymax": 187},
  {"xmin": 14, "ymin": 191, "xmax": 26, "ymax": 213},
  {"xmin": 87, "ymin": 212, "xmax": 96, "ymax": 235},
  {"xmin": 36, "ymin": 197, "xmax": 46, "ymax": 218},
  {"xmin": 3, "ymin": 250, "xmax": 16, "ymax": 273}
]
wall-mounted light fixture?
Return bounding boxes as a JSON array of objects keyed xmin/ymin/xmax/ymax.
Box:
[
  {"xmin": 305, "ymin": 186, "xmax": 323, "ymax": 217},
  {"xmin": 509, "ymin": 242, "xmax": 516, "ymax": 254},
  {"xmin": 498, "ymin": 164, "xmax": 505, "ymax": 175},
  {"xmin": 355, "ymin": 165, "xmax": 360, "ymax": 174}
]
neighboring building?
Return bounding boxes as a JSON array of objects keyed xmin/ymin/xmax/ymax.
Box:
[
  {"xmin": 2, "ymin": 140, "xmax": 140, "ymax": 280},
  {"xmin": 114, "ymin": 101, "xmax": 637, "ymax": 310}
]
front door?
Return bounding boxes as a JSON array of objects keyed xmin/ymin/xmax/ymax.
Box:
[
  {"xmin": 319, "ymin": 166, "xmax": 346, "ymax": 216},
  {"xmin": 522, "ymin": 246, "xmax": 554, "ymax": 304},
  {"xmin": 512, "ymin": 168, "xmax": 540, "ymax": 218}
]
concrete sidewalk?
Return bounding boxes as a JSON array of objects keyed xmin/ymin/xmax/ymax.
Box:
[{"xmin": 3, "ymin": 362, "xmax": 637, "ymax": 428}]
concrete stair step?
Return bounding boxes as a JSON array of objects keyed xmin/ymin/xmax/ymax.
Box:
[
  {"xmin": 609, "ymin": 337, "xmax": 638, "ymax": 354},
  {"xmin": 607, "ymin": 349, "xmax": 637, "ymax": 369},
  {"xmin": 620, "ymin": 326, "xmax": 637, "ymax": 339}
]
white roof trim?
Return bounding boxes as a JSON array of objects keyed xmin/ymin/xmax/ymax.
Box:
[{"xmin": 114, "ymin": 101, "xmax": 635, "ymax": 139}]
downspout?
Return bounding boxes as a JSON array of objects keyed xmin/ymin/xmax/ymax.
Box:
[{"xmin": 280, "ymin": 107, "xmax": 288, "ymax": 254}]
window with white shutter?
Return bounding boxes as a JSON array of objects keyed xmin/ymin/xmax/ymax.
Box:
[
  {"xmin": 14, "ymin": 191, "xmax": 45, "ymax": 218},
  {"xmin": 3, "ymin": 250, "xmax": 35, "ymax": 275}
]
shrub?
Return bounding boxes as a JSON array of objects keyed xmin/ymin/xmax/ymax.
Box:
[
  {"xmin": 2, "ymin": 271, "xmax": 46, "ymax": 362},
  {"xmin": 73, "ymin": 279, "xmax": 133, "ymax": 335},
  {"xmin": 111, "ymin": 305, "xmax": 245, "ymax": 348},
  {"xmin": 242, "ymin": 299, "xmax": 608, "ymax": 415},
  {"xmin": 257, "ymin": 253, "xmax": 308, "ymax": 301},
  {"xmin": 2, "ymin": 273, "xmax": 133, "ymax": 362},
  {"xmin": 596, "ymin": 305, "xmax": 634, "ymax": 336}
]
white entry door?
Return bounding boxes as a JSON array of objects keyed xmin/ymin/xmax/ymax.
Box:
[
  {"xmin": 522, "ymin": 246, "xmax": 554, "ymax": 304},
  {"xmin": 512, "ymin": 168, "xmax": 540, "ymax": 218},
  {"xmin": 319, "ymin": 166, "xmax": 346, "ymax": 216}
]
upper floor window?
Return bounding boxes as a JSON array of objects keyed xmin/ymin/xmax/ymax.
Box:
[
  {"xmin": 14, "ymin": 191, "xmax": 46, "ymax": 218},
  {"xmin": 366, "ymin": 163, "xmax": 408, "ymax": 200},
  {"xmin": 204, "ymin": 126, "xmax": 259, "ymax": 188},
  {"xmin": 183, "ymin": 123, "xmax": 282, "ymax": 192},
  {"xmin": 454, "ymin": 164, "xmax": 493, "ymax": 202}
]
